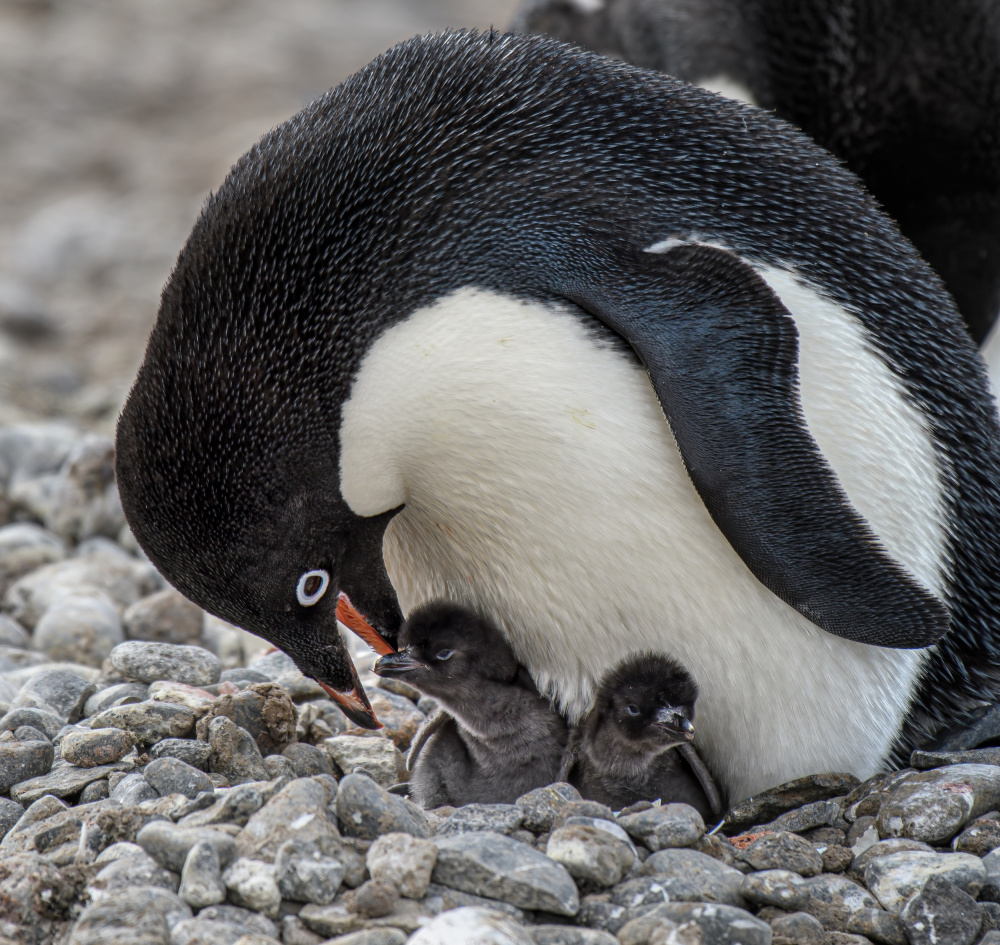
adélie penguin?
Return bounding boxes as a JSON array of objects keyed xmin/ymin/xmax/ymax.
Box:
[
  {"xmin": 114, "ymin": 30, "xmax": 1000, "ymax": 803},
  {"xmin": 513, "ymin": 0, "xmax": 1000, "ymax": 345},
  {"xmin": 374, "ymin": 601, "xmax": 569, "ymax": 807},
  {"xmin": 560, "ymin": 652, "xmax": 723, "ymax": 820}
]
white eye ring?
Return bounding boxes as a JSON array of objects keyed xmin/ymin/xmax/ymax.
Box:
[{"xmin": 296, "ymin": 569, "xmax": 330, "ymax": 607}]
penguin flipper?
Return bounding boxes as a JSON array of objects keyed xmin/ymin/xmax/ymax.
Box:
[
  {"xmin": 407, "ymin": 708, "xmax": 452, "ymax": 772},
  {"xmin": 570, "ymin": 242, "xmax": 949, "ymax": 648},
  {"xmin": 678, "ymin": 742, "xmax": 724, "ymax": 821}
]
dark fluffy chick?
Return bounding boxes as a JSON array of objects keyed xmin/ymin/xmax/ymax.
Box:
[
  {"xmin": 562, "ymin": 652, "xmax": 723, "ymax": 819},
  {"xmin": 374, "ymin": 601, "xmax": 569, "ymax": 808}
]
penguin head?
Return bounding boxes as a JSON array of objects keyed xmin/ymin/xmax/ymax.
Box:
[
  {"xmin": 372, "ymin": 601, "xmax": 520, "ymax": 704},
  {"xmin": 589, "ymin": 652, "xmax": 699, "ymax": 750}
]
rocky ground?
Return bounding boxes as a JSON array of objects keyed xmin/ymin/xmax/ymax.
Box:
[
  {"xmin": 1, "ymin": 425, "xmax": 1000, "ymax": 945},
  {"xmin": 3, "ymin": 2, "xmax": 1000, "ymax": 945}
]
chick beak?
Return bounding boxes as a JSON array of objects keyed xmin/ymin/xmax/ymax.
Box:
[
  {"xmin": 317, "ymin": 659, "xmax": 382, "ymax": 729},
  {"xmin": 654, "ymin": 707, "xmax": 695, "ymax": 741},
  {"xmin": 373, "ymin": 650, "xmax": 426, "ymax": 677},
  {"xmin": 337, "ymin": 592, "xmax": 396, "ymax": 656}
]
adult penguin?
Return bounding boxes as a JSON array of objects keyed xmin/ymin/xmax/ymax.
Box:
[
  {"xmin": 115, "ymin": 30, "xmax": 1000, "ymax": 803},
  {"xmin": 513, "ymin": 0, "xmax": 1000, "ymax": 346}
]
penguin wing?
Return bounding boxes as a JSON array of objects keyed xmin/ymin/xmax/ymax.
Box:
[
  {"xmin": 678, "ymin": 742, "xmax": 724, "ymax": 821},
  {"xmin": 569, "ymin": 242, "xmax": 949, "ymax": 648},
  {"xmin": 407, "ymin": 708, "xmax": 452, "ymax": 771}
]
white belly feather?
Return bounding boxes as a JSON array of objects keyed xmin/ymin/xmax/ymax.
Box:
[{"xmin": 340, "ymin": 271, "xmax": 950, "ymax": 803}]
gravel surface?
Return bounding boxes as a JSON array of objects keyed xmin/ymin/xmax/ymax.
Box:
[{"xmin": 2, "ymin": 3, "xmax": 999, "ymax": 944}]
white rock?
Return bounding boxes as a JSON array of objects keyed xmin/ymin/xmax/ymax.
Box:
[
  {"xmin": 324, "ymin": 735, "xmax": 402, "ymax": 787},
  {"xmin": 367, "ymin": 832, "xmax": 438, "ymax": 898},
  {"xmin": 222, "ymin": 857, "xmax": 281, "ymax": 918},
  {"xmin": 865, "ymin": 850, "xmax": 987, "ymax": 914},
  {"xmin": 408, "ymin": 906, "xmax": 533, "ymax": 945}
]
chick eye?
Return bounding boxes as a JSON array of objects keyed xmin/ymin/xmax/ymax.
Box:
[
  {"xmin": 435, "ymin": 649, "xmax": 454, "ymax": 661},
  {"xmin": 625, "ymin": 704, "xmax": 640, "ymax": 716},
  {"xmin": 296, "ymin": 569, "xmax": 330, "ymax": 607}
]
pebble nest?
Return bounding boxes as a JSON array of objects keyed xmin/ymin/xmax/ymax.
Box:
[{"xmin": 1, "ymin": 425, "xmax": 999, "ymax": 945}]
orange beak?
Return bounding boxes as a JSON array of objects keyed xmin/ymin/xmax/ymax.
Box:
[
  {"xmin": 337, "ymin": 592, "xmax": 397, "ymax": 656},
  {"xmin": 316, "ymin": 657, "xmax": 382, "ymax": 729}
]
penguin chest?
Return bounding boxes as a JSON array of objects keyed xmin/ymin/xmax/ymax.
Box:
[{"xmin": 340, "ymin": 284, "xmax": 947, "ymax": 802}]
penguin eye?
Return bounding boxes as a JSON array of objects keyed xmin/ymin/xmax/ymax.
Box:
[
  {"xmin": 435, "ymin": 649, "xmax": 454, "ymax": 661},
  {"xmin": 296, "ymin": 569, "xmax": 330, "ymax": 607},
  {"xmin": 625, "ymin": 704, "xmax": 640, "ymax": 717}
]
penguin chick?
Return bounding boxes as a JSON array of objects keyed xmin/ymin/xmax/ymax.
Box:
[
  {"xmin": 374, "ymin": 601, "xmax": 569, "ymax": 808},
  {"xmin": 563, "ymin": 652, "xmax": 723, "ymax": 819}
]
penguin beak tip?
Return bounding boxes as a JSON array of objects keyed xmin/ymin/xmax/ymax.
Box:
[{"xmin": 318, "ymin": 679, "xmax": 382, "ymax": 729}]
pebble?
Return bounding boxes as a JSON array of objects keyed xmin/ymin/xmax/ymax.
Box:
[
  {"xmin": 437, "ymin": 803, "xmax": 525, "ymax": 837},
  {"xmin": 250, "ymin": 650, "xmax": 324, "ymax": 700},
  {"xmin": 899, "ymin": 873, "xmax": 982, "ymax": 945},
  {"xmin": 546, "ymin": 818, "xmax": 636, "ymax": 887},
  {"xmin": 771, "ymin": 912, "xmax": 825, "ymax": 945},
  {"xmin": 144, "ymin": 756, "xmax": 215, "ymax": 798},
  {"xmin": 740, "ymin": 830, "xmax": 824, "ymax": 876},
  {"xmin": 640, "ymin": 847, "xmax": 747, "ymax": 907},
  {"xmin": 433, "ymin": 830, "xmax": 580, "ymax": 915},
  {"xmin": 177, "ymin": 838, "xmax": 227, "ymax": 908},
  {"xmin": 0, "ymin": 737, "xmax": 54, "ymax": 792},
  {"xmin": 109, "ymin": 640, "xmax": 222, "ymax": 686},
  {"xmin": 276, "ymin": 838, "xmax": 344, "ymax": 904},
  {"xmin": 408, "ymin": 906, "xmax": 534, "ymax": 945},
  {"xmin": 0, "ymin": 796, "xmax": 24, "ymax": 839},
  {"xmin": 110, "ymin": 771, "xmax": 158, "ymax": 805},
  {"xmin": 753, "ymin": 797, "xmax": 843, "ymax": 833},
  {"xmin": 845, "ymin": 906, "xmax": 908, "ymax": 944},
  {"xmin": 0, "ymin": 522, "xmax": 65, "ymax": 591},
  {"xmin": 740, "ymin": 868, "xmax": 809, "ymax": 910},
  {"xmin": 136, "ymin": 821, "xmax": 237, "ymax": 873},
  {"xmin": 11, "ymin": 756, "xmax": 132, "ymax": 803},
  {"xmin": 196, "ymin": 682, "xmax": 297, "ymax": 755},
  {"xmin": 147, "ymin": 679, "xmax": 216, "ymax": 709},
  {"xmin": 283, "ymin": 742, "xmax": 334, "ymax": 778},
  {"xmin": 148, "ymin": 737, "xmax": 211, "ymax": 770},
  {"xmin": 8, "ymin": 668, "xmax": 95, "ymax": 723},
  {"xmin": 367, "ymin": 688, "xmax": 426, "ymax": 750},
  {"xmin": 876, "ymin": 764, "xmax": 1000, "ymax": 842},
  {"xmin": 206, "ymin": 715, "xmax": 269, "ymax": 784},
  {"xmin": 87, "ymin": 849, "xmax": 179, "ymax": 897},
  {"xmin": 516, "ymin": 783, "xmax": 582, "ymax": 832},
  {"xmin": 68, "ymin": 886, "xmax": 192, "ymax": 944},
  {"xmin": 89, "ymin": 699, "xmax": 195, "ymax": 745},
  {"xmin": 865, "ymin": 849, "xmax": 987, "ymax": 913},
  {"xmin": 325, "ymin": 734, "xmax": 402, "ymax": 787},
  {"xmin": 954, "ymin": 814, "xmax": 1000, "ymax": 854},
  {"xmin": 367, "ymin": 831, "xmax": 438, "ymax": 898},
  {"xmin": 0, "ymin": 614, "xmax": 31, "ymax": 649},
  {"xmin": 83, "ymin": 681, "xmax": 148, "ymax": 717},
  {"xmin": 724, "ymin": 773, "xmax": 860, "ymax": 832},
  {"xmin": 123, "ymin": 588, "xmax": 204, "ymax": 644},
  {"xmin": 618, "ymin": 901, "xmax": 770, "ymax": 945},
  {"xmin": 618, "ymin": 803, "xmax": 704, "ymax": 850},
  {"xmin": 236, "ymin": 776, "xmax": 340, "ymax": 861},
  {"xmin": 335, "ymin": 772, "xmax": 430, "ymax": 841},
  {"xmin": 222, "ymin": 857, "xmax": 281, "ymax": 918},
  {"xmin": 58, "ymin": 727, "xmax": 135, "ymax": 767},
  {"xmin": 33, "ymin": 593, "xmax": 123, "ymax": 667},
  {"xmin": 345, "ymin": 878, "xmax": 399, "ymax": 917},
  {"xmin": 529, "ymin": 929, "xmax": 619, "ymax": 945}
]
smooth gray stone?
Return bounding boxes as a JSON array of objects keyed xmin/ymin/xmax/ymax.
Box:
[
  {"xmin": 136, "ymin": 820, "xmax": 237, "ymax": 873},
  {"xmin": 751, "ymin": 798, "xmax": 844, "ymax": 834},
  {"xmin": 206, "ymin": 715, "xmax": 268, "ymax": 784},
  {"xmin": 0, "ymin": 796, "xmax": 24, "ymax": 840},
  {"xmin": 912, "ymin": 747, "xmax": 1000, "ymax": 769},
  {"xmin": 12, "ymin": 726, "xmax": 48, "ymax": 743},
  {"xmin": 168, "ymin": 918, "xmax": 249, "ymax": 945},
  {"xmin": 936, "ymin": 705, "xmax": 1000, "ymax": 753},
  {"xmin": 109, "ymin": 772, "xmax": 158, "ymax": 805},
  {"xmin": 123, "ymin": 589, "xmax": 204, "ymax": 645},
  {"xmin": 436, "ymin": 803, "xmax": 525, "ymax": 837},
  {"xmin": 177, "ymin": 783, "xmax": 263, "ymax": 828},
  {"xmin": 618, "ymin": 901, "xmax": 770, "ymax": 945},
  {"xmin": 845, "ymin": 906, "xmax": 908, "ymax": 945},
  {"xmin": 9, "ymin": 668, "xmax": 95, "ymax": 721},
  {"xmin": 876, "ymin": 764, "xmax": 1000, "ymax": 843},
  {"xmin": 769, "ymin": 912, "xmax": 826, "ymax": 945},
  {"xmin": 67, "ymin": 887, "xmax": 191, "ymax": 945},
  {"xmin": 194, "ymin": 904, "xmax": 277, "ymax": 938},
  {"xmin": 619, "ymin": 803, "xmax": 704, "ymax": 851},
  {"xmin": 177, "ymin": 840, "xmax": 226, "ymax": 909},
  {"xmin": 900, "ymin": 874, "xmax": 982, "ymax": 945},
  {"xmin": 264, "ymin": 753, "xmax": 297, "ymax": 781},
  {"xmin": 639, "ymin": 847, "xmax": 747, "ymax": 907},
  {"xmin": 78, "ymin": 779, "xmax": 109, "ymax": 804},
  {"xmin": 406, "ymin": 906, "xmax": 531, "ymax": 945},
  {"xmin": 0, "ymin": 615, "xmax": 31, "ymax": 649},
  {"xmin": 335, "ymin": 771, "xmax": 430, "ymax": 841},
  {"xmin": 866, "ymin": 850, "xmax": 987, "ymax": 914},
  {"xmin": 109, "ymin": 640, "xmax": 222, "ymax": 686},
  {"xmin": 10, "ymin": 757, "xmax": 131, "ymax": 804},
  {"xmin": 148, "ymin": 737, "xmax": 211, "ymax": 771},
  {"xmin": 724, "ymin": 773, "xmax": 860, "ymax": 832},
  {"xmin": 83, "ymin": 682, "xmax": 148, "ymax": 718},
  {"xmin": 0, "ymin": 738, "xmax": 53, "ymax": 792},
  {"xmin": 0, "ymin": 706, "xmax": 63, "ymax": 739},
  {"xmin": 87, "ymin": 849, "xmax": 179, "ymax": 895},
  {"xmin": 282, "ymin": 741, "xmax": 334, "ymax": 778},
  {"xmin": 515, "ymin": 782, "xmax": 582, "ymax": 832},
  {"xmin": 219, "ymin": 667, "xmax": 271, "ymax": 686},
  {"xmin": 740, "ymin": 868, "xmax": 810, "ymax": 910},
  {"xmin": 276, "ymin": 838, "xmax": 344, "ymax": 905},
  {"xmin": 546, "ymin": 819, "xmax": 636, "ymax": 887},
  {"xmin": 89, "ymin": 699, "xmax": 194, "ymax": 745},
  {"xmin": 249, "ymin": 649, "xmax": 324, "ymax": 699},
  {"xmin": 33, "ymin": 594, "xmax": 123, "ymax": 667},
  {"xmin": 144, "ymin": 756, "xmax": 214, "ymax": 799},
  {"xmin": 433, "ymin": 830, "xmax": 579, "ymax": 916},
  {"xmin": 0, "ymin": 522, "xmax": 65, "ymax": 590}
]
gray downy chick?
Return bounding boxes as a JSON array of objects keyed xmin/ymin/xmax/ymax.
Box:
[
  {"xmin": 562, "ymin": 652, "xmax": 723, "ymax": 819},
  {"xmin": 374, "ymin": 601, "xmax": 569, "ymax": 808}
]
